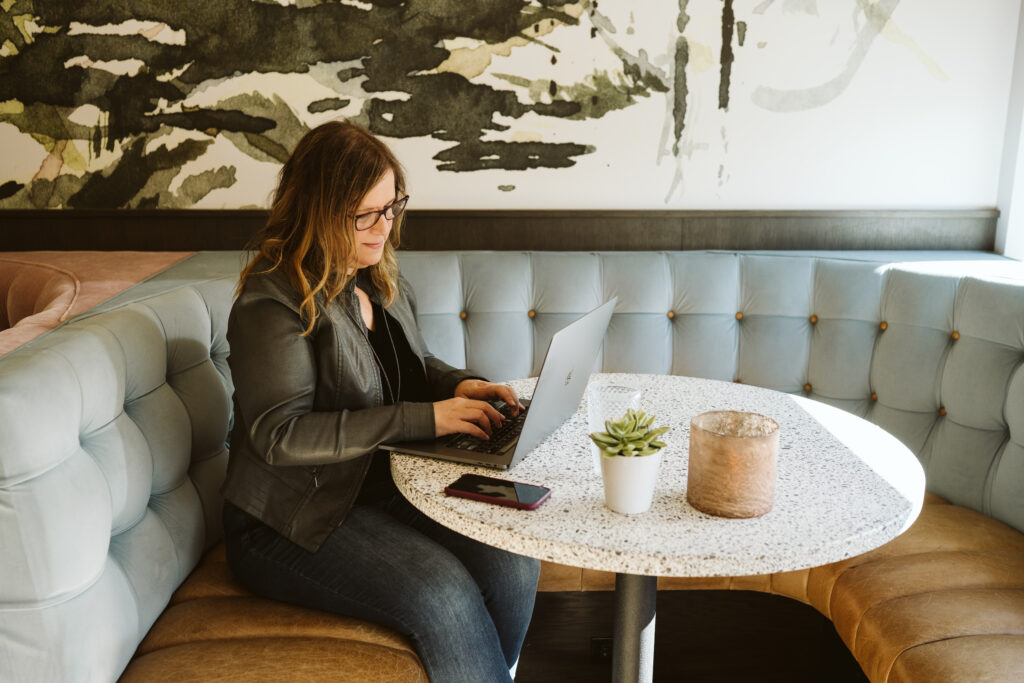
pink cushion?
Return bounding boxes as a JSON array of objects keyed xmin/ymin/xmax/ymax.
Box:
[
  {"xmin": 0, "ymin": 251, "xmax": 193, "ymax": 356},
  {"xmin": 0, "ymin": 260, "xmax": 78, "ymax": 329}
]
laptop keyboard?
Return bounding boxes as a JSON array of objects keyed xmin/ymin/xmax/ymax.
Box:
[{"xmin": 442, "ymin": 402, "xmax": 529, "ymax": 455}]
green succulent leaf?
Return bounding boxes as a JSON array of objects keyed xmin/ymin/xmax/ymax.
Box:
[{"xmin": 592, "ymin": 408, "xmax": 671, "ymax": 457}]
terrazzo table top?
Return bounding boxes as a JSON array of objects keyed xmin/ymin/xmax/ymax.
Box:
[{"xmin": 391, "ymin": 374, "xmax": 925, "ymax": 578}]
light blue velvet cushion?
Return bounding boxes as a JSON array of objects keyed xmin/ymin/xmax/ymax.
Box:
[{"xmin": 0, "ymin": 273, "xmax": 233, "ymax": 682}]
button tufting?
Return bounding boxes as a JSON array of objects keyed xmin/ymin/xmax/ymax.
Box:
[
  {"xmin": 667, "ymin": 310, "xmax": 675, "ymax": 320},
  {"xmin": 951, "ymin": 330, "xmax": 960, "ymax": 341},
  {"xmin": 803, "ymin": 383, "xmax": 812, "ymax": 392},
  {"xmin": 809, "ymin": 314, "xmax": 818, "ymax": 324},
  {"xmin": 879, "ymin": 321, "xmax": 888, "ymax": 331},
  {"xmin": 939, "ymin": 406, "xmax": 947, "ymax": 416},
  {"xmin": 459, "ymin": 311, "xmax": 468, "ymax": 320},
  {"xmin": 871, "ymin": 392, "xmax": 878, "ymax": 401},
  {"xmin": 735, "ymin": 312, "xmax": 744, "ymax": 321},
  {"xmin": 528, "ymin": 309, "xmax": 536, "ymax": 319}
]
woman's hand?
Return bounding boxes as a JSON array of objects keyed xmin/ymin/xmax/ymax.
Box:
[
  {"xmin": 454, "ymin": 379, "xmax": 525, "ymax": 415},
  {"xmin": 433, "ymin": 397, "xmax": 505, "ymax": 439}
]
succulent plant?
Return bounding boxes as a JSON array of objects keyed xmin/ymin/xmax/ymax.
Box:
[{"xmin": 589, "ymin": 408, "xmax": 669, "ymax": 457}]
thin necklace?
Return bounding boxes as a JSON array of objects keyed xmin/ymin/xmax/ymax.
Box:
[
  {"xmin": 365, "ymin": 298, "xmax": 400, "ymax": 404},
  {"xmin": 380, "ymin": 304, "xmax": 402, "ymax": 402}
]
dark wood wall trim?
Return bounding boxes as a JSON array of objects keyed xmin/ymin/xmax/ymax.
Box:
[{"xmin": 0, "ymin": 208, "xmax": 999, "ymax": 252}]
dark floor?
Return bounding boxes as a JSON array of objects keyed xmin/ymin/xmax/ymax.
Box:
[{"xmin": 516, "ymin": 590, "xmax": 868, "ymax": 683}]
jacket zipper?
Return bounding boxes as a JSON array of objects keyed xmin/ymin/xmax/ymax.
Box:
[{"xmin": 307, "ymin": 288, "xmax": 382, "ymax": 494}]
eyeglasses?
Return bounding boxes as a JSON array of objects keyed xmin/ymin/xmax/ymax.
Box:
[{"xmin": 353, "ymin": 195, "xmax": 409, "ymax": 231}]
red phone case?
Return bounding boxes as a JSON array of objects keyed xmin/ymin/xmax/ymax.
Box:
[{"xmin": 444, "ymin": 478, "xmax": 551, "ymax": 510}]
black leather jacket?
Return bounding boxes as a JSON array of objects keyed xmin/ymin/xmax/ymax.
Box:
[{"xmin": 222, "ymin": 263, "xmax": 476, "ymax": 551}]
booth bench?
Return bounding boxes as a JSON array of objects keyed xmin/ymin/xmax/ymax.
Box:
[{"xmin": 1, "ymin": 249, "xmax": 1022, "ymax": 682}]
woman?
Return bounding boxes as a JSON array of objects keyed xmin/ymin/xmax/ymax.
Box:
[{"xmin": 221, "ymin": 120, "xmax": 540, "ymax": 682}]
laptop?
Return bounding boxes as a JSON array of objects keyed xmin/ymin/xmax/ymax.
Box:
[{"xmin": 381, "ymin": 298, "xmax": 617, "ymax": 470}]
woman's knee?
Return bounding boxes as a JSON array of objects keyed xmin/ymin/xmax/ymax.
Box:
[
  {"xmin": 508, "ymin": 553, "xmax": 541, "ymax": 593},
  {"xmin": 404, "ymin": 551, "xmax": 487, "ymax": 614},
  {"xmin": 482, "ymin": 551, "xmax": 540, "ymax": 600}
]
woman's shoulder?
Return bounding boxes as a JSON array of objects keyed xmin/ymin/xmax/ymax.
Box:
[{"xmin": 236, "ymin": 260, "xmax": 303, "ymax": 311}]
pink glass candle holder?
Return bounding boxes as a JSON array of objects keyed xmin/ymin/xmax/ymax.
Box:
[{"xmin": 687, "ymin": 410, "xmax": 780, "ymax": 518}]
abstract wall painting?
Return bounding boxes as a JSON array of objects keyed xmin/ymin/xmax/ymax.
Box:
[{"xmin": 0, "ymin": 0, "xmax": 987, "ymax": 209}]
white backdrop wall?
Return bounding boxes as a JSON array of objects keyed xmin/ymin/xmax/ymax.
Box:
[{"xmin": 0, "ymin": 0, "xmax": 1019, "ymax": 211}]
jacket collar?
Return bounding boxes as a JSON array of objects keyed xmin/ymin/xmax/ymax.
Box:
[{"xmin": 342, "ymin": 267, "xmax": 383, "ymax": 304}]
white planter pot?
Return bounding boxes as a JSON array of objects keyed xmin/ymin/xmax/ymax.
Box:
[{"xmin": 600, "ymin": 452, "xmax": 662, "ymax": 515}]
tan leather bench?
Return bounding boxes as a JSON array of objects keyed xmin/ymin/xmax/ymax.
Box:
[{"xmin": 120, "ymin": 492, "xmax": 1023, "ymax": 682}]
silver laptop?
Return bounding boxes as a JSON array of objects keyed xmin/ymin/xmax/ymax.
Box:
[{"xmin": 381, "ymin": 298, "xmax": 617, "ymax": 469}]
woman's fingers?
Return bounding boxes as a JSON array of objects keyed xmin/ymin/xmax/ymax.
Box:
[
  {"xmin": 459, "ymin": 380, "xmax": 524, "ymax": 416},
  {"xmin": 434, "ymin": 398, "xmax": 505, "ymax": 438},
  {"xmin": 495, "ymin": 384, "xmax": 525, "ymax": 415},
  {"xmin": 458, "ymin": 419, "xmax": 490, "ymax": 440},
  {"xmin": 461, "ymin": 401, "xmax": 501, "ymax": 436},
  {"xmin": 455, "ymin": 380, "xmax": 526, "ymax": 414},
  {"xmin": 478, "ymin": 400, "xmax": 504, "ymax": 425}
]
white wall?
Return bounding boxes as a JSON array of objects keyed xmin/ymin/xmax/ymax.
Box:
[
  {"xmin": 397, "ymin": 0, "xmax": 1022, "ymax": 210},
  {"xmin": 997, "ymin": 0, "xmax": 1024, "ymax": 258}
]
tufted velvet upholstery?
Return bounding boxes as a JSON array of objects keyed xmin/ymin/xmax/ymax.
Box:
[
  {"xmin": 0, "ymin": 275, "xmax": 233, "ymax": 681},
  {"xmin": 1, "ymin": 249, "xmax": 1022, "ymax": 682}
]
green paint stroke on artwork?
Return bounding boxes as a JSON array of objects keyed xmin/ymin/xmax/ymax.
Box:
[
  {"xmin": 308, "ymin": 98, "xmax": 351, "ymax": 114},
  {"xmin": 69, "ymin": 137, "xmax": 212, "ymax": 208},
  {"xmin": 496, "ymin": 70, "xmax": 650, "ymax": 120},
  {"xmin": 26, "ymin": 173, "xmax": 87, "ymax": 209},
  {"xmin": 218, "ymin": 93, "xmax": 308, "ymax": 164},
  {"xmin": 176, "ymin": 166, "xmax": 237, "ymax": 206},
  {"xmin": 719, "ymin": 0, "xmax": 735, "ymax": 110},
  {"xmin": 737, "ymin": 21, "xmax": 747, "ymax": 47},
  {"xmin": 672, "ymin": 0, "xmax": 690, "ymax": 156}
]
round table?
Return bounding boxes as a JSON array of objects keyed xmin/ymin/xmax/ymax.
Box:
[{"xmin": 391, "ymin": 374, "xmax": 925, "ymax": 683}]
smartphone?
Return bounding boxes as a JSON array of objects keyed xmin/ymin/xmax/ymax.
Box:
[{"xmin": 444, "ymin": 473, "xmax": 551, "ymax": 510}]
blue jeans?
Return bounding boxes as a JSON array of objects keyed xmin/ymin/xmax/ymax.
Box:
[{"xmin": 223, "ymin": 495, "xmax": 540, "ymax": 682}]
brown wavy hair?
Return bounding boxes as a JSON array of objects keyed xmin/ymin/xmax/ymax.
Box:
[{"xmin": 237, "ymin": 120, "xmax": 406, "ymax": 335}]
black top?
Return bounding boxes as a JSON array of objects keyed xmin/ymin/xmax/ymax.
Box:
[{"xmin": 357, "ymin": 299, "xmax": 431, "ymax": 502}]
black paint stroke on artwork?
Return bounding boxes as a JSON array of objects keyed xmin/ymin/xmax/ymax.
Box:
[
  {"xmin": 434, "ymin": 140, "xmax": 591, "ymax": 172},
  {"xmin": 0, "ymin": 181, "xmax": 23, "ymax": 201},
  {"xmin": 719, "ymin": 0, "xmax": 735, "ymax": 110}
]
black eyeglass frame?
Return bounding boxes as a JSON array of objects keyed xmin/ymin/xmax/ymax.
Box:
[{"xmin": 353, "ymin": 195, "xmax": 410, "ymax": 231}]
